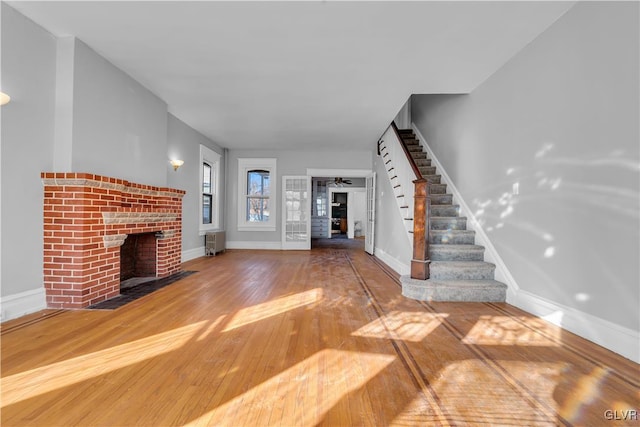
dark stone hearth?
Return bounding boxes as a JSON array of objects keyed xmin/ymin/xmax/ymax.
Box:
[{"xmin": 87, "ymin": 271, "xmax": 196, "ymax": 310}]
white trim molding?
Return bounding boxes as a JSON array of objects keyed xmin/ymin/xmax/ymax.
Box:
[
  {"xmin": 0, "ymin": 288, "xmax": 47, "ymax": 322},
  {"xmin": 200, "ymin": 144, "xmax": 222, "ymax": 233},
  {"xmin": 306, "ymin": 168, "xmax": 371, "ymax": 178},
  {"xmin": 237, "ymin": 158, "xmax": 277, "ymax": 232},
  {"xmin": 182, "ymin": 246, "xmax": 205, "ymax": 263},
  {"xmin": 513, "ymin": 290, "xmax": 640, "ymax": 363},
  {"xmin": 226, "ymin": 241, "xmax": 283, "ymax": 250},
  {"xmin": 374, "ymin": 247, "xmax": 410, "ymax": 276}
]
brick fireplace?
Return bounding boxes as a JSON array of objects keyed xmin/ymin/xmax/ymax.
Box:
[{"xmin": 42, "ymin": 173, "xmax": 185, "ymax": 309}]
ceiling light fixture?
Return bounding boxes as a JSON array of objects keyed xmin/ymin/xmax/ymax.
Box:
[{"xmin": 0, "ymin": 92, "xmax": 10, "ymax": 106}]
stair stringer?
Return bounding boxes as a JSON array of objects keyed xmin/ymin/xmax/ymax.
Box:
[{"xmin": 411, "ymin": 122, "xmax": 520, "ymax": 301}]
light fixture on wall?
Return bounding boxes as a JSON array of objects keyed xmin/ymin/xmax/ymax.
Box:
[
  {"xmin": 0, "ymin": 92, "xmax": 10, "ymax": 106},
  {"xmin": 170, "ymin": 159, "xmax": 184, "ymax": 171}
]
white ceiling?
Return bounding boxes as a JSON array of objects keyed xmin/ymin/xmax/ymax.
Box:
[{"xmin": 8, "ymin": 1, "xmax": 574, "ymax": 151}]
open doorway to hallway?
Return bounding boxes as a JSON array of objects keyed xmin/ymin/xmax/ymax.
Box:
[{"xmin": 310, "ymin": 177, "xmax": 366, "ymax": 240}]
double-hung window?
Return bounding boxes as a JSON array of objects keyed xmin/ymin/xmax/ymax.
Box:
[
  {"xmin": 200, "ymin": 145, "xmax": 221, "ymax": 233},
  {"xmin": 238, "ymin": 158, "xmax": 277, "ymax": 231}
]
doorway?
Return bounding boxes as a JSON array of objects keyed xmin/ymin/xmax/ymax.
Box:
[
  {"xmin": 331, "ymin": 192, "xmax": 348, "ymax": 238},
  {"xmin": 306, "ymin": 168, "xmax": 374, "ymax": 250}
]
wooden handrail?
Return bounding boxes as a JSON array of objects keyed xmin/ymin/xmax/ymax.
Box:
[{"xmin": 391, "ymin": 121, "xmax": 422, "ymax": 180}]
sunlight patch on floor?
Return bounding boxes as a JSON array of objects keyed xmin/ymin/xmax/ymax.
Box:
[
  {"xmin": 431, "ymin": 360, "xmax": 563, "ymax": 424},
  {"xmin": 222, "ymin": 288, "xmax": 323, "ymax": 332},
  {"xmin": 0, "ymin": 320, "xmax": 208, "ymax": 407},
  {"xmin": 184, "ymin": 349, "xmax": 396, "ymax": 426},
  {"xmin": 558, "ymin": 366, "xmax": 610, "ymax": 423},
  {"xmin": 351, "ymin": 311, "xmax": 448, "ymax": 342},
  {"xmin": 461, "ymin": 315, "xmax": 560, "ymax": 346}
]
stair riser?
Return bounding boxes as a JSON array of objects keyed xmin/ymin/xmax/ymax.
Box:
[
  {"xmin": 431, "ymin": 205, "xmax": 459, "ymax": 217},
  {"xmin": 402, "ymin": 283, "xmax": 506, "ymax": 302},
  {"xmin": 430, "ymin": 248, "xmax": 484, "ymax": 261},
  {"xmin": 430, "ymin": 264, "xmax": 495, "ymax": 280},
  {"xmin": 431, "ymin": 217, "xmax": 467, "ymax": 230},
  {"xmin": 419, "ymin": 167, "xmax": 436, "ymax": 176},
  {"xmin": 425, "ymin": 175, "xmax": 441, "ymax": 184},
  {"xmin": 430, "ymin": 231, "xmax": 475, "ymax": 244},
  {"xmin": 429, "ymin": 184, "xmax": 447, "ymax": 195},
  {"xmin": 429, "ymin": 194, "xmax": 453, "ymax": 205},
  {"xmin": 411, "ymin": 152, "xmax": 427, "ymax": 160},
  {"xmin": 407, "ymin": 146, "xmax": 422, "ymax": 152},
  {"xmin": 415, "ymin": 159, "xmax": 431, "ymax": 167}
]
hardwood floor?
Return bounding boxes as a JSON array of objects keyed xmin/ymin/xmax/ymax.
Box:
[{"xmin": 2, "ymin": 239, "xmax": 638, "ymax": 426}]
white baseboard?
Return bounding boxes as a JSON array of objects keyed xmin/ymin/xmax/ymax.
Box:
[
  {"xmin": 374, "ymin": 247, "xmax": 411, "ymax": 276},
  {"xmin": 182, "ymin": 246, "xmax": 205, "ymax": 262},
  {"xmin": 0, "ymin": 287, "xmax": 47, "ymax": 322},
  {"xmin": 513, "ymin": 289, "xmax": 640, "ymax": 363},
  {"xmin": 226, "ymin": 241, "xmax": 283, "ymax": 250},
  {"xmin": 411, "ymin": 122, "xmax": 639, "ymax": 363}
]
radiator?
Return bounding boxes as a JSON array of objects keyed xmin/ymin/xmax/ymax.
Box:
[{"xmin": 205, "ymin": 231, "xmax": 226, "ymax": 256}]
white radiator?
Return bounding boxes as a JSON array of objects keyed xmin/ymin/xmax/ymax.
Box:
[{"xmin": 205, "ymin": 231, "xmax": 226, "ymax": 256}]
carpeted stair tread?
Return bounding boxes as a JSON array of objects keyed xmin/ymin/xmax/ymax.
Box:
[
  {"xmin": 431, "ymin": 204, "xmax": 460, "ymax": 217},
  {"xmin": 430, "ymin": 261, "xmax": 495, "ymax": 280},
  {"xmin": 430, "ymin": 229, "xmax": 476, "ymax": 244},
  {"xmin": 430, "ymin": 244, "xmax": 485, "ymax": 261},
  {"xmin": 429, "ymin": 194, "xmax": 453, "ymax": 205},
  {"xmin": 430, "ymin": 216, "xmax": 467, "ymax": 230}
]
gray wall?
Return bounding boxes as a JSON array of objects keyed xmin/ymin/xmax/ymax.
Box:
[
  {"xmin": 71, "ymin": 39, "xmax": 168, "ymax": 187},
  {"xmin": 1, "ymin": 5, "xmax": 213, "ymax": 305},
  {"xmin": 412, "ymin": 2, "xmax": 639, "ymax": 331},
  {"xmin": 1, "ymin": 3, "xmax": 57, "ymax": 297},
  {"xmin": 167, "ymin": 114, "xmax": 225, "ymax": 253},
  {"xmin": 226, "ymin": 149, "xmax": 372, "ymax": 244},
  {"xmin": 372, "ymin": 151, "xmax": 413, "ymax": 272}
]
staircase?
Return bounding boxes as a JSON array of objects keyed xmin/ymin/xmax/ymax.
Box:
[{"xmin": 394, "ymin": 128, "xmax": 507, "ymax": 302}]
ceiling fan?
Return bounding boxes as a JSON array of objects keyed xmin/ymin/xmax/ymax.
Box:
[{"xmin": 330, "ymin": 177, "xmax": 352, "ymax": 187}]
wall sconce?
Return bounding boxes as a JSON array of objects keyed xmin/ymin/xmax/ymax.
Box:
[
  {"xmin": 0, "ymin": 92, "xmax": 10, "ymax": 106},
  {"xmin": 170, "ymin": 159, "xmax": 184, "ymax": 171}
]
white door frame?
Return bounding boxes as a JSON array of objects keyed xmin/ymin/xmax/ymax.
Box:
[
  {"xmin": 307, "ymin": 168, "xmax": 373, "ymax": 241},
  {"xmin": 365, "ymin": 172, "xmax": 376, "ymax": 255}
]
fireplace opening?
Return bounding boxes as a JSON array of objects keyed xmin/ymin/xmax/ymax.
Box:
[{"xmin": 120, "ymin": 233, "xmax": 157, "ymax": 290}]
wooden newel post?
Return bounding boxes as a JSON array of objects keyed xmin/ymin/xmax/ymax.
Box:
[{"xmin": 411, "ymin": 178, "xmax": 430, "ymax": 280}]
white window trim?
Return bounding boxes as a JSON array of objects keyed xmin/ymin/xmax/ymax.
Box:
[
  {"xmin": 238, "ymin": 158, "xmax": 277, "ymax": 232},
  {"xmin": 199, "ymin": 145, "xmax": 221, "ymax": 235}
]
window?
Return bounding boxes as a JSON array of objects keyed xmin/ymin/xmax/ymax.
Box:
[
  {"xmin": 203, "ymin": 163, "xmax": 213, "ymax": 224},
  {"xmin": 200, "ymin": 145, "xmax": 221, "ymax": 234},
  {"xmin": 238, "ymin": 158, "xmax": 277, "ymax": 231},
  {"xmin": 246, "ymin": 169, "xmax": 270, "ymax": 222}
]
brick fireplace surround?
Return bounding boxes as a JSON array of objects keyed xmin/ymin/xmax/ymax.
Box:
[{"xmin": 42, "ymin": 173, "xmax": 185, "ymax": 309}]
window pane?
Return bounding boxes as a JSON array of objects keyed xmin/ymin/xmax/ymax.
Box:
[
  {"xmin": 248, "ymin": 170, "xmax": 270, "ymax": 196},
  {"xmin": 203, "ymin": 163, "xmax": 212, "ymax": 194},
  {"xmin": 246, "ymin": 197, "xmax": 269, "ymax": 222},
  {"xmin": 203, "ymin": 194, "xmax": 212, "ymax": 224}
]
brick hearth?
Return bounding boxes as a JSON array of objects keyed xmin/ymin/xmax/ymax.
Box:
[{"xmin": 42, "ymin": 173, "xmax": 185, "ymax": 309}]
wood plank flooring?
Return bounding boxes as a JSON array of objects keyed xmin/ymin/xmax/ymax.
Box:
[{"xmin": 1, "ymin": 239, "xmax": 638, "ymax": 426}]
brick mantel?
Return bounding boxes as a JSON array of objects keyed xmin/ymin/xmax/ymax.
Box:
[{"xmin": 42, "ymin": 173, "xmax": 185, "ymax": 308}]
